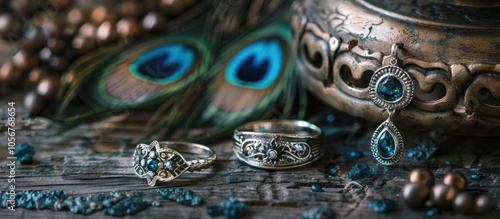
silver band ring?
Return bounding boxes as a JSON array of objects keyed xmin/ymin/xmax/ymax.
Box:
[
  {"xmin": 233, "ymin": 120, "xmax": 324, "ymax": 170},
  {"xmin": 133, "ymin": 140, "xmax": 216, "ymax": 186}
]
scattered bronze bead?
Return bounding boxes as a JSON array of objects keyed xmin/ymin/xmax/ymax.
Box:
[
  {"xmin": 67, "ymin": 8, "xmax": 86, "ymax": 26},
  {"xmin": 0, "ymin": 14, "xmax": 22, "ymax": 40},
  {"xmin": 22, "ymin": 27, "xmax": 46, "ymax": 52},
  {"xmin": 475, "ymin": 194, "xmax": 495, "ymax": 214},
  {"xmin": 28, "ymin": 67, "xmax": 49, "ymax": 85},
  {"xmin": 79, "ymin": 23, "xmax": 97, "ymax": 38},
  {"xmin": 47, "ymin": 38, "xmax": 67, "ymax": 54},
  {"xmin": 0, "ymin": 61, "xmax": 24, "ymax": 85},
  {"xmin": 41, "ymin": 17, "xmax": 67, "ymax": 38},
  {"xmin": 49, "ymin": 0, "xmax": 73, "ymax": 10},
  {"xmin": 118, "ymin": 1, "xmax": 144, "ymax": 18},
  {"xmin": 24, "ymin": 92, "xmax": 48, "ymax": 115},
  {"xmin": 429, "ymin": 184, "xmax": 457, "ymax": 210},
  {"xmin": 91, "ymin": 6, "xmax": 109, "ymax": 25},
  {"xmin": 408, "ymin": 168, "xmax": 435, "ymax": 188},
  {"xmin": 453, "ymin": 192, "xmax": 475, "ymax": 214},
  {"xmin": 443, "ymin": 171, "xmax": 468, "ymax": 191},
  {"xmin": 13, "ymin": 50, "xmax": 40, "ymax": 71},
  {"xmin": 117, "ymin": 18, "xmax": 142, "ymax": 38},
  {"xmin": 142, "ymin": 12, "xmax": 166, "ymax": 32},
  {"xmin": 49, "ymin": 56, "xmax": 70, "ymax": 72},
  {"xmin": 400, "ymin": 182, "xmax": 429, "ymax": 210},
  {"xmin": 9, "ymin": 0, "xmax": 38, "ymax": 16},
  {"xmin": 96, "ymin": 21, "xmax": 119, "ymax": 44},
  {"xmin": 72, "ymin": 36, "xmax": 96, "ymax": 55},
  {"xmin": 39, "ymin": 47, "xmax": 52, "ymax": 62},
  {"xmin": 37, "ymin": 76, "xmax": 60, "ymax": 99}
]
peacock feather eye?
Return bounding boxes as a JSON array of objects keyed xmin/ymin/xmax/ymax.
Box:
[
  {"xmin": 225, "ymin": 39, "xmax": 283, "ymax": 89},
  {"xmin": 130, "ymin": 44, "xmax": 195, "ymax": 85},
  {"xmin": 193, "ymin": 24, "xmax": 296, "ymax": 136},
  {"xmin": 80, "ymin": 36, "xmax": 210, "ymax": 109}
]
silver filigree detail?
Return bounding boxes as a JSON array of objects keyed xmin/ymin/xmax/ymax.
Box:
[
  {"xmin": 240, "ymin": 138, "xmax": 312, "ymax": 166},
  {"xmin": 369, "ymin": 65, "xmax": 414, "ymax": 110}
]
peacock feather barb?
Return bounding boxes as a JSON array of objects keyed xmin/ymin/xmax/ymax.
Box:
[{"xmin": 54, "ymin": 0, "xmax": 306, "ymax": 142}]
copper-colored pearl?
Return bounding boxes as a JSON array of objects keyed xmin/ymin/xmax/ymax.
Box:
[
  {"xmin": 96, "ymin": 21, "xmax": 119, "ymax": 43},
  {"xmin": 400, "ymin": 182, "xmax": 429, "ymax": 210},
  {"xmin": 24, "ymin": 92, "xmax": 48, "ymax": 115},
  {"xmin": 429, "ymin": 184, "xmax": 458, "ymax": 210},
  {"xmin": 443, "ymin": 172, "xmax": 468, "ymax": 191},
  {"xmin": 453, "ymin": 192, "xmax": 475, "ymax": 214},
  {"xmin": 13, "ymin": 50, "xmax": 40, "ymax": 71},
  {"xmin": 37, "ymin": 77, "xmax": 60, "ymax": 99},
  {"xmin": 142, "ymin": 12, "xmax": 166, "ymax": 32},
  {"xmin": 408, "ymin": 168, "xmax": 435, "ymax": 188},
  {"xmin": 117, "ymin": 18, "xmax": 142, "ymax": 38},
  {"xmin": 475, "ymin": 194, "xmax": 495, "ymax": 214},
  {"xmin": 0, "ymin": 14, "xmax": 22, "ymax": 40},
  {"xmin": 28, "ymin": 67, "xmax": 49, "ymax": 85},
  {"xmin": 0, "ymin": 61, "xmax": 23, "ymax": 85}
]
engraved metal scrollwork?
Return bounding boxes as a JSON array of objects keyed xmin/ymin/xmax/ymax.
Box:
[
  {"xmin": 292, "ymin": 0, "xmax": 500, "ymax": 135},
  {"xmin": 240, "ymin": 138, "xmax": 311, "ymax": 166}
]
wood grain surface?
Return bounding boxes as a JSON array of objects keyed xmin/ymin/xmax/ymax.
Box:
[{"xmin": 0, "ymin": 93, "xmax": 499, "ymax": 219}]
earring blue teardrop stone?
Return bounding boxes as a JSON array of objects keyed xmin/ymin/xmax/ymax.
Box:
[
  {"xmin": 377, "ymin": 131, "xmax": 395, "ymax": 158},
  {"xmin": 377, "ymin": 76, "xmax": 403, "ymax": 101}
]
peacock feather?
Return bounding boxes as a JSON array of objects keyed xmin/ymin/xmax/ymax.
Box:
[{"xmin": 54, "ymin": 0, "xmax": 306, "ymax": 142}]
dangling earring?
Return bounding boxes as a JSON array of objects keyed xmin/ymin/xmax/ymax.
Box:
[{"xmin": 368, "ymin": 43, "xmax": 414, "ymax": 165}]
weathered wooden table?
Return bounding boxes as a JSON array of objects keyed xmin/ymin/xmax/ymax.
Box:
[{"xmin": 1, "ymin": 91, "xmax": 499, "ymax": 219}]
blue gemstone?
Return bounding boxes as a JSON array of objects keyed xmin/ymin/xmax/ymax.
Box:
[
  {"xmin": 369, "ymin": 199, "xmax": 395, "ymax": 213},
  {"xmin": 377, "ymin": 131, "xmax": 395, "ymax": 158},
  {"xmin": 470, "ymin": 172, "xmax": 484, "ymax": 180},
  {"xmin": 348, "ymin": 163, "xmax": 374, "ymax": 180},
  {"xmin": 377, "ymin": 76, "xmax": 403, "ymax": 101},
  {"xmin": 426, "ymin": 208, "xmax": 440, "ymax": 217},
  {"xmin": 329, "ymin": 167, "xmax": 338, "ymax": 176},
  {"xmin": 299, "ymin": 207, "xmax": 334, "ymax": 219},
  {"xmin": 349, "ymin": 151, "xmax": 363, "ymax": 158},
  {"xmin": 146, "ymin": 159, "xmax": 159, "ymax": 172},
  {"xmin": 311, "ymin": 184, "xmax": 323, "ymax": 192},
  {"xmin": 14, "ymin": 143, "xmax": 35, "ymax": 163}
]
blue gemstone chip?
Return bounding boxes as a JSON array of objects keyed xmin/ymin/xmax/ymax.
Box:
[
  {"xmin": 311, "ymin": 184, "xmax": 323, "ymax": 192},
  {"xmin": 377, "ymin": 76, "xmax": 403, "ymax": 101},
  {"xmin": 14, "ymin": 143, "xmax": 35, "ymax": 163},
  {"xmin": 369, "ymin": 199, "xmax": 395, "ymax": 213},
  {"xmin": 348, "ymin": 163, "xmax": 374, "ymax": 180}
]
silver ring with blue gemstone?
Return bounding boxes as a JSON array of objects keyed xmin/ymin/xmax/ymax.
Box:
[
  {"xmin": 133, "ymin": 140, "xmax": 216, "ymax": 186},
  {"xmin": 233, "ymin": 120, "xmax": 324, "ymax": 170}
]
